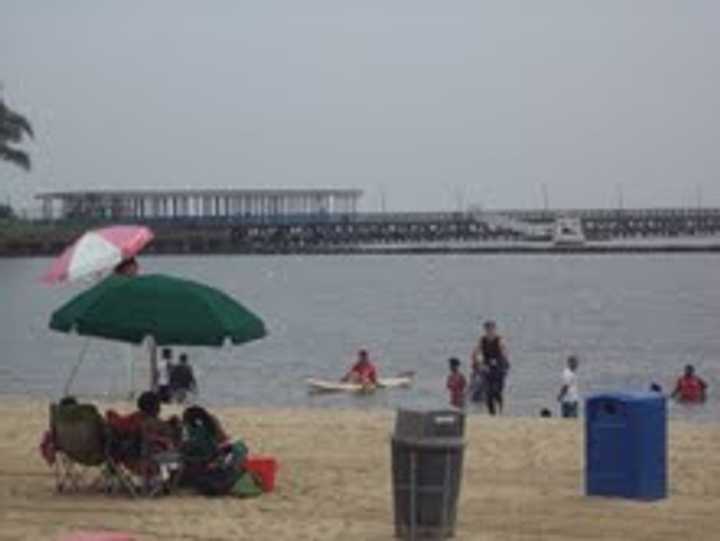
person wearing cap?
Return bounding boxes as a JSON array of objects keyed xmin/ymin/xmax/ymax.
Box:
[
  {"xmin": 557, "ymin": 355, "xmax": 580, "ymax": 418},
  {"xmin": 342, "ymin": 349, "xmax": 378, "ymax": 386},
  {"xmin": 472, "ymin": 320, "xmax": 510, "ymax": 415}
]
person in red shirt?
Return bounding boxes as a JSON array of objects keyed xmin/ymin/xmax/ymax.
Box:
[
  {"xmin": 106, "ymin": 391, "xmax": 180, "ymax": 461},
  {"xmin": 342, "ymin": 349, "xmax": 378, "ymax": 386},
  {"xmin": 446, "ymin": 357, "xmax": 467, "ymax": 409},
  {"xmin": 671, "ymin": 364, "xmax": 708, "ymax": 403}
]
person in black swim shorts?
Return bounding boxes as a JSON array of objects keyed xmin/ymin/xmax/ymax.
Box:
[{"xmin": 471, "ymin": 320, "xmax": 510, "ymax": 415}]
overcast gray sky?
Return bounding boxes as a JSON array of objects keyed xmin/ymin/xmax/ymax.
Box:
[{"xmin": 2, "ymin": 1, "xmax": 719, "ymax": 211}]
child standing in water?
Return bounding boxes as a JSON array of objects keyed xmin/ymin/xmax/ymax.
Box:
[
  {"xmin": 446, "ymin": 357, "xmax": 467, "ymax": 409},
  {"xmin": 469, "ymin": 358, "xmax": 485, "ymax": 405}
]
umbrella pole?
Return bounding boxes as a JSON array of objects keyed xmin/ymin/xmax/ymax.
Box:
[
  {"xmin": 149, "ymin": 339, "xmax": 158, "ymax": 392},
  {"xmin": 63, "ymin": 338, "xmax": 91, "ymax": 397},
  {"xmin": 126, "ymin": 344, "xmax": 135, "ymax": 399}
]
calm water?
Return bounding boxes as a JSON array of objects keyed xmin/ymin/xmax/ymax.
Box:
[{"xmin": 1, "ymin": 254, "xmax": 719, "ymax": 422}]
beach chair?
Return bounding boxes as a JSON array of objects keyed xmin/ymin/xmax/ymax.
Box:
[
  {"xmin": 134, "ymin": 421, "xmax": 184, "ymax": 496},
  {"xmin": 49, "ymin": 403, "xmax": 137, "ymax": 496}
]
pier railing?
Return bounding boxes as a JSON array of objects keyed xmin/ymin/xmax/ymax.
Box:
[{"xmin": 2, "ymin": 207, "xmax": 720, "ymax": 256}]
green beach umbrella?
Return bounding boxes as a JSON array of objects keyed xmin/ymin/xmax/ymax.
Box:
[{"xmin": 50, "ymin": 274, "xmax": 267, "ymax": 347}]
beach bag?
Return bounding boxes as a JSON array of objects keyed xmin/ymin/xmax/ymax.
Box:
[{"xmin": 229, "ymin": 471, "xmax": 263, "ymax": 498}]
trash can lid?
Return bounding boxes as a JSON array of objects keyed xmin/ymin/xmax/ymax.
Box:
[
  {"xmin": 586, "ymin": 391, "xmax": 665, "ymax": 404},
  {"xmin": 394, "ymin": 409, "xmax": 466, "ymax": 440}
]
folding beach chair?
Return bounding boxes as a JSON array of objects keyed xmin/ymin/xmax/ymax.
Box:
[
  {"xmin": 133, "ymin": 421, "xmax": 184, "ymax": 496},
  {"xmin": 51, "ymin": 403, "xmax": 184, "ymax": 497},
  {"xmin": 49, "ymin": 403, "xmax": 137, "ymax": 496}
]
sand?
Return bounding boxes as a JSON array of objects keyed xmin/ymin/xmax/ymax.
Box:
[{"xmin": 0, "ymin": 398, "xmax": 718, "ymax": 541}]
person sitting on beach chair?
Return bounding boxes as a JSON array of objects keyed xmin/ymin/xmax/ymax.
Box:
[
  {"xmin": 44, "ymin": 397, "xmax": 137, "ymax": 495},
  {"xmin": 105, "ymin": 391, "xmax": 183, "ymax": 494},
  {"xmin": 106, "ymin": 391, "xmax": 180, "ymax": 462}
]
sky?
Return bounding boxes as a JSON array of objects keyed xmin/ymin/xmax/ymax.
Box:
[{"xmin": 2, "ymin": 1, "xmax": 719, "ymax": 212}]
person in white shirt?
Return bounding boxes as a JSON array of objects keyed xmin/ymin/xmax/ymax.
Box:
[
  {"xmin": 557, "ymin": 355, "xmax": 580, "ymax": 418},
  {"xmin": 157, "ymin": 347, "xmax": 174, "ymax": 403}
]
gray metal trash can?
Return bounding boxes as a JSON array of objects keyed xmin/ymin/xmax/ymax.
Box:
[{"xmin": 391, "ymin": 409, "xmax": 466, "ymax": 539}]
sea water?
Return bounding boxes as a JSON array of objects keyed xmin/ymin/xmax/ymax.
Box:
[{"xmin": 1, "ymin": 254, "xmax": 718, "ymax": 422}]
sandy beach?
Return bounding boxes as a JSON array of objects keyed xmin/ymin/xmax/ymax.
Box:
[{"xmin": 0, "ymin": 398, "xmax": 718, "ymax": 541}]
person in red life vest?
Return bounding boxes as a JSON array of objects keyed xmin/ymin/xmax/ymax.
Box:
[
  {"xmin": 446, "ymin": 357, "xmax": 467, "ymax": 409},
  {"xmin": 671, "ymin": 364, "xmax": 708, "ymax": 403},
  {"xmin": 342, "ymin": 349, "xmax": 378, "ymax": 386}
]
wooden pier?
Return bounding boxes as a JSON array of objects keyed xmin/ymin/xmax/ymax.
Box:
[{"xmin": 2, "ymin": 205, "xmax": 720, "ymax": 256}]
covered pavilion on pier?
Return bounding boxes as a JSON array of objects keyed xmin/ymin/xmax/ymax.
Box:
[{"xmin": 36, "ymin": 188, "xmax": 363, "ymax": 221}]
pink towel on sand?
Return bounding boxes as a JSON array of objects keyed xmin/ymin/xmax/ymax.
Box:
[{"xmin": 58, "ymin": 532, "xmax": 137, "ymax": 541}]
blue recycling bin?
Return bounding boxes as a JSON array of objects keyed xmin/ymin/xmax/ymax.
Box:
[{"xmin": 585, "ymin": 392, "xmax": 667, "ymax": 500}]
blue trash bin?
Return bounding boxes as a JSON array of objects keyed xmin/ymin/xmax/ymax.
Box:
[{"xmin": 585, "ymin": 392, "xmax": 667, "ymax": 500}]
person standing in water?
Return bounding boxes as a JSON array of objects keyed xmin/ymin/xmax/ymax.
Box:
[
  {"xmin": 446, "ymin": 357, "xmax": 467, "ymax": 409},
  {"xmin": 468, "ymin": 357, "xmax": 485, "ymax": 406},
  {"xmin": 557, "ymin": 355, "xmax": 580, "ymax": 418},
  {"xmin": 472, "ymin": 320, "xmax": 510, "ymax": 415},
  {"xmin": 170, "ymin": 353, "xmax": 198, "ymax": 403},
  {"xmin": 157, "ymin": 348, "xmax": 174, "ymax": 403},
  {"xmin": 671, "ymin": 364, "xmax": 708, "ymax": 403}
]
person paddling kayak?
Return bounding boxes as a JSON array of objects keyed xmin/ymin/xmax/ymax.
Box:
[{"xmin": 342, "ymin": 349, "xmax": 378, "ymax": 386}]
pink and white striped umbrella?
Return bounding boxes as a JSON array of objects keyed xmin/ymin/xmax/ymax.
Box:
[{"xmin": 42, "ymin": 225, "xmax": 154, "ymax": 285}]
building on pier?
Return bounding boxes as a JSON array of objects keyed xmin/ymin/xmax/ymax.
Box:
[{"xmin": 36, "ymin": 188, "xmax": 363, "ymax": 221}]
